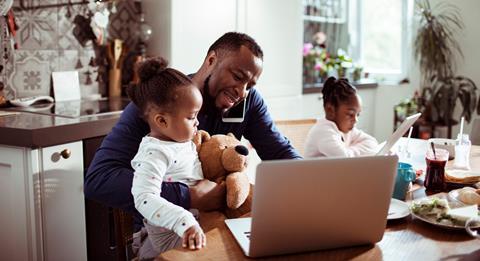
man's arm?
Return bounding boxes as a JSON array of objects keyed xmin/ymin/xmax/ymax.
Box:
[
  {"xmin": 84, "ymin": 102, "xmax": 191, "ymax": 213},
  {"xmin": 243, "ymin": 90, "xmax": 302, "ymax": 160}
]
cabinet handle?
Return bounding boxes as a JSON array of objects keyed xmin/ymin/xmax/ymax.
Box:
[{"xmin": 60, "ymin": 149, "xmax": 71, "ymax": 159}]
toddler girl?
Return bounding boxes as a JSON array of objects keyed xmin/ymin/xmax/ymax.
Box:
[{"xmin": 128, "ymin": 57, "xmax": 205, "ymax": 258}]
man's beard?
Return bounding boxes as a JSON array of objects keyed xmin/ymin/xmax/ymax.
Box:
[{"xmin": 202, "ymin": 75, "xmax": 222, "ymax": 115}]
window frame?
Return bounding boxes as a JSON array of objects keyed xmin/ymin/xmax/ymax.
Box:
[{"xmin": 348, "ymin": 0, "xmax": 414, "ymax": 84}]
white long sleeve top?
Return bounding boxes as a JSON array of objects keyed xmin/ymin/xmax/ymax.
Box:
[
  {"xmin": 304, "ymin": 118, "xmax": 379, "ymax": 158},
  {"xmin": 131, "ymin": 136, "xmax": 203, "ymax": 237}
]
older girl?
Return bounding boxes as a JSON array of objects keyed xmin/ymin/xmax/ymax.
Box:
[{"xmin": 304, "ymin": 77, "xmax": 378, "ymax": 157}]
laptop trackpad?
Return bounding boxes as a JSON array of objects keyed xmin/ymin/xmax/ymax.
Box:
[{"xmin": 225, "ymin": 217, "xmax": 252, "ymax": 255}]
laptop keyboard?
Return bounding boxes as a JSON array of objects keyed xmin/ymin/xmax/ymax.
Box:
[{"xmin": 244, "ymin": 231, "xmax": 251, "ymax": 240}]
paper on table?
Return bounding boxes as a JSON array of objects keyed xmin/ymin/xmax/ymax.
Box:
[{"xmin": 52, "ymin": 71, "xmax": 81, "ymax": 101}]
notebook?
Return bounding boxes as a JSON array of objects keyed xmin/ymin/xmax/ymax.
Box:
[{"xmin": 225, "ymin": 155, "xmax": 398, "ymax": 257}]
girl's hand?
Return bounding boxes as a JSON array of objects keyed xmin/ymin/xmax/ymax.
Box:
[{"xmin": 182, "ymin": 224, "xmax": 206, "ymax": 250}]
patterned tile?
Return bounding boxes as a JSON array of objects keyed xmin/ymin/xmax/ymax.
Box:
[
  {"xmin": 57, "ymin": 49, "xmax": 99, "ymax": 97},
  {"xmin": 9, "ymin": 50, "xmax": 58, "ymax": 97},
  {"xmin": 109, "ymin": 0, "xmax": 139, "ymax": 48},
  {"xmin": 1, "ymin": 19, "xmax": 16, "ymax": 100},
  {"xmin": 57, "ymin": 4, "xmax": 89, "ymax": 50},
  {"xmin": 14, "ymin": 0, "xmax": 59, "ymax": 50},
  {"xmin": 4, "ymin": 0, "xmax": 138, "ymax": 99}
]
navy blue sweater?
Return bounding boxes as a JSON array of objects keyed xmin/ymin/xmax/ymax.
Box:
[{"xmin": 84, "ymin": 88, "xmax": 300, "ymax": 223}]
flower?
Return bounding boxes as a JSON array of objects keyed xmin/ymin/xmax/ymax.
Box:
[
  {"xmin": 313, "ymin": 32, "xmax": 327, "ymax": 46},
  {"xmin": 314, "ymin": 62, "xmax": 323, "ymax": 71},
  {"xmin": 303, "ymin": 43, "xmax": 313, "ymax": 56}
]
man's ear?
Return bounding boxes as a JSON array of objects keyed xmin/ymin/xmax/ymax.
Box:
[
  {"xmin": 153, "ymin": 113, "xmax": 168, "ymax": 129},
  {"xmin": 205, "ymin": 50, "xmax": 218, "ymax": 67}
]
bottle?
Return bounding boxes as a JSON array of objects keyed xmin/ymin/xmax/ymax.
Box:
[{"xmin": 453, "ymin": 134, "xmax": 471, "ymax": 170}]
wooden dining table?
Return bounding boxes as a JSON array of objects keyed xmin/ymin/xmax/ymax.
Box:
[{"xmin": 157, "ymin": 139, "xmax": 480, "ymax": 260}]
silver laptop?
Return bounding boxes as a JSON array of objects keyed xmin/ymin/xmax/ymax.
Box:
[
  {"xmin": 225, "ymin": 155, "xmax": 398, "ymax": 258},
  {"xmin": 377, "ymin": 113, "xmax": 421, "ymax": 155}
]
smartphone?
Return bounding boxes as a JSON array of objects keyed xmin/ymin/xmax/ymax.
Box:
[{"xmin": 222, "ymin": 98, "xmax": 246, "ymax": 123}]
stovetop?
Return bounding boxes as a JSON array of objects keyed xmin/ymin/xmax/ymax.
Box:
[{"xmin": 4, "ymin": 97, "xmax": 130, "ymax": 119}]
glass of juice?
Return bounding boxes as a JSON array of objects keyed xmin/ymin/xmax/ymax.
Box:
[{"xmin": 424, "ymin": 148, "xmax": 449, "ymax": 192}]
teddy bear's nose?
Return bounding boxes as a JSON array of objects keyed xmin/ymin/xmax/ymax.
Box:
[{"xmin": 235, "ymin": 145, "xmax": 249, "ymax": 156}]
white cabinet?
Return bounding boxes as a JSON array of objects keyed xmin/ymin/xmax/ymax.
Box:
[
  {"xmin": 0, "ymin": 141, "xmax": 86, "ymax": 261},
  {"xmin": 143, "ymin": 0, "xmax": 303, "ymax": 99},
  {"xmin": 143, "ymin": 0, "xmax": 237, "ymax": 74},
  {"xmin": 0, "ymin": 146, "xmax": 41, "ymax": 261},
  {"xmin": 40, "ymin": 142, "xmax": 87, "ymax": 261},
  {"xmin": 243, "ymin": 0, "xmax": 303, "ymax": 98}
]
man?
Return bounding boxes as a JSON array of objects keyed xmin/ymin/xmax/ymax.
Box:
[{"xmin": 84, "ymin": 32, "xmax": 301, "ymax": 228}]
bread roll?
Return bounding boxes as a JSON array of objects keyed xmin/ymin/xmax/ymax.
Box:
[{"xmin": 458, "ymin": 187, "xmax": 480, "ymax": 205}]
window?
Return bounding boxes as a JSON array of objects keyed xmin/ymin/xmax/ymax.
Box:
[
  {"xmin": 302, "ymin": 0, "xmax": 413, "ymax": 88},
  {"xmin": 349, "ymin": 0, "xmax": 413, "ymax": 83}
]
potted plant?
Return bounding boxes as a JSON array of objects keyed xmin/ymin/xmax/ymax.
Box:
[{"xmin": 414, "ymin": 0, "xmax": 479, "ymax": 138}]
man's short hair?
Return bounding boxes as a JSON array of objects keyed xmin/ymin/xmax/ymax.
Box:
[{"xmin": 207, "ymin": 32, "xmax": 263, "ymax": 60}]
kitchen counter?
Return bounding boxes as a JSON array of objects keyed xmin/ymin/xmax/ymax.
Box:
[{"xmin": 0, "ymin": 97, "xmax": 128, "ymax": 148}]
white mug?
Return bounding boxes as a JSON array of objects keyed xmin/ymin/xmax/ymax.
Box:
[{"xmin": 465, "ymin": 217, "xmax": 480, "ymax": 239}]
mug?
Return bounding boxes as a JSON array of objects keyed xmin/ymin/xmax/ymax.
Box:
[
  {"xmin": 465, "ymin": 217, "xmax": 480, "ymax": 239},
  {"xmin": 392, "ymin": 162, "xmax": 416, "ymax": 200}
]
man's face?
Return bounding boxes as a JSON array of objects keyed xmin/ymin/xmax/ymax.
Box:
[{"xmin": 206, "ymin": 45, "xmax": 263, "ymax": 111}]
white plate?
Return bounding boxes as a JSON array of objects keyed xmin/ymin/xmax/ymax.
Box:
[
  {"xmin": 448, "ymin": 187, "xmax": 480, "ymax": 206},
  {"xmin": 387, "ymin": 198, "xmax": 410, "ymax": 220},
  {"xmin": 410, "ymin": 211, "xmax": 480, "ymax": 230},
  {"xmin": 410, "ymin": 199, "xmax": 480, "ymax": 229}
]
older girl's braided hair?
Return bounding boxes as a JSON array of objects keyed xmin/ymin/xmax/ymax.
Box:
[{"xmin": 321, "ymin": 77, "xmax": 357, "ymax": 108}]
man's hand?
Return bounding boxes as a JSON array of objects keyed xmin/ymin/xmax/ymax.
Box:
[{"xmin": 190, "ymin": 179, "xmax": 226, "ymax": 211}]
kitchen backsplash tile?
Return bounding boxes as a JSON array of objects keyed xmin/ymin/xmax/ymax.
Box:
[
  {"xmin": 1, "ymin": 0, "xmax": 139, "ymax": 100},
  {"xmin": 13, "ymin": 0, "xmax": 59, "ymax": 50},
  {"xmin": 10, "ymin": 50, "xmax": 58, "ymax": 97},
  {"xmin": 108, "ymin": 0, "xmax": 138, "ymax": 48}
]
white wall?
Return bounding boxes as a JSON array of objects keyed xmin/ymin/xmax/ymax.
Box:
[
  {"xmin": 144, "ymin": 0, "xmax": 237, "ymax": 73},
  {"xmin": 446, "ymin": 0, "xmax": 480, "ymax": 136},
  {"xmin": 243, "ymin": 0, "xmax": 303, "ymax": 98}
]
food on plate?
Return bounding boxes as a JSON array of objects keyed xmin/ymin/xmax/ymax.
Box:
[
  {"xmin": 447, "ymin": 205, "xmax": 479, "ymax": 221},
  {"xmin": 410, "ymin": 197, "xmax": 479, "ymax": 226},
  {"xmin": 457, "ymin": 187, "xmax": 480, "ymax": 205},
  {"xmin": 411, "ymin": 198, "xmax": 450, "ymax": 216},
  {"xmin": 445, "ymin": 170, "xmax": 480, "ymax": 184}
]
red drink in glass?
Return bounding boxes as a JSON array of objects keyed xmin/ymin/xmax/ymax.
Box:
[{"xmin": 424, "ymin": 148, "xmax": 449, "ymax": 192}]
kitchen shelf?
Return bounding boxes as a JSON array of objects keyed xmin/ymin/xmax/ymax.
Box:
[{"xmin": 303, "ymin": 79, "xmax": 378, "ymax": 94}]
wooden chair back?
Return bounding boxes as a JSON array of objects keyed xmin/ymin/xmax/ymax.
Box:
[
  {"xmin": 274, "ymin": 119, "xmax": 317, "ymax": 156},
  {"xmin": 112, "ymin": 208, "xmax": 133, "ymax": 261}
]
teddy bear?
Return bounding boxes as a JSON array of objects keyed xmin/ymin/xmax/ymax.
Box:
[{"xmin": 193, "ymin": 130, "xmax": 251, "ymax": 211}]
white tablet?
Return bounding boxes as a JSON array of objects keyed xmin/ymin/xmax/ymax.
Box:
[{"xmin": 377, "ymin": 113, "xmax": 421, "ymax": 155}]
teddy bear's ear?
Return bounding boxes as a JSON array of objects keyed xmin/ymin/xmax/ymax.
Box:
[
  {"xmin": 193, "ymin": 130, "xmax": 211, "ymax": 152},
  {"xmin": 227, "ymin": 133, "xmax": 235, "ymax": 138}
]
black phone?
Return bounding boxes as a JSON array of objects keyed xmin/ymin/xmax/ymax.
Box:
[{"xmin": 222, "ymin": 99, "xmax": 246, "ymax": 123}]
